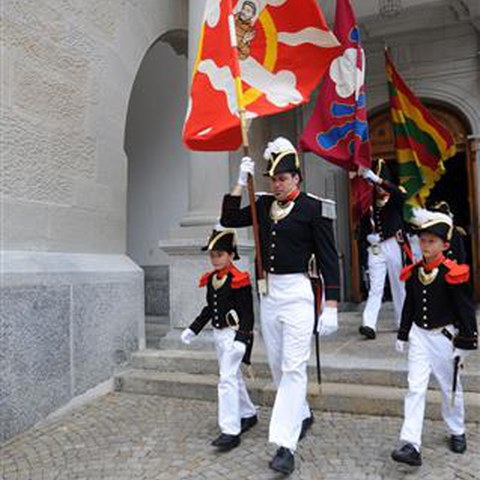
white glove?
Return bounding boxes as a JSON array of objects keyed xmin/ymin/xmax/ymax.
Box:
[
  {"xmin": 180, "ymin": 328, "xmax": 196, "ymax": 345},
  {"xmin": 231, "ymin": 340, "xmax": 247, "ymax": 359},
  {"xmin": 359, "ymin": 167, "xmax": 381, "ymax": 184},
  {"xmin": 395, "ymin": 339, "xmax": 406, "ymax": 353},
  {"xmin": 317, "ymin": 306, "xmax": 338, "ymax": 336},
  {"xmin": 452, "ymin": 348, "xmax": 471, "ymax": 367},
  {"xmin": 367, "ymin": 233, "xmax": 381, "ymax": 245},
  {"xmin": 237, "ymin": 156, "xmax": 255, "ymax": 186}
]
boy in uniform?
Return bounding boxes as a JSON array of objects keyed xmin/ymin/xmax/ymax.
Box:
[
  {"xmin": 391, "ymin": 211, "xmax": 478, "ymax": 466},
  {"xmin": 181, "ymin": 228, "xmax": 257, "ymax": 452}
]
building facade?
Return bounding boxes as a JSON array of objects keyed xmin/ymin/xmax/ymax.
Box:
[{"xmin": 1, "ymin": 0, "xmax": 479, "ymax": 441}]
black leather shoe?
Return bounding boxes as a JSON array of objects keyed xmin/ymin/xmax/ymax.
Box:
[
  {"xmin": 450, "ymin": 434, "xmax": 467, "ymax": 454},
  {"xmin": 211, "ymin": 433, "xmax": 240, "ymax": 451},
  {"xmin": 299, "ymin": 412, "xmax": 314, "ymax": 441},
  {"xmin": 269, "ymin": 447, "xmax": 295, "ymax": 475},
  {"xmin": 241, "ymin": 415, "xmax": 258, "ymax": 434},
  {"xmin": 391, "ymin": 443, "xmax": 422, "ymax": 466},
  {"xmin": 359, "ymin": 326, "xmax": 376, "ymax": 340}
]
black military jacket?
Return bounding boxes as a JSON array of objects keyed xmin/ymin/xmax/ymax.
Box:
[
  {"xmin": 221, "ymin": 192, "xmax": 340, "ymax": 301},
  {"xmin": 189, "ymin": 265, "xmax": 254, "ymax": 361},
  {"xmin": 370, "ymin": 180, "xmax": 407, "ymax": 241},
  {"xmin": 398, "ymin": 258, "xmax": 478, "ymax": 350}
]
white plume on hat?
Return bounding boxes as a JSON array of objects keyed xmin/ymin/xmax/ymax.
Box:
[
  {"xmin": 263, "ymin": 136, "xmax": 297, "ymax": 160},
  {"xmin": 410, "ymin": 208, "xmax": 453, "ymax": 229}
]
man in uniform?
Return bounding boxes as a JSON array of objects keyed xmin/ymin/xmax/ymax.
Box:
[
  {"xmin": 358, "ymin": 159, "xmax": 408, "ymax": 340},
  {"xmin": 220, "ymin": 137, "xmax": 340, "ymax": 475}
]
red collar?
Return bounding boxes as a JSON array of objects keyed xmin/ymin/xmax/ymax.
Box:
[
  {"xmin": 279, "ymin": 189, "xmax": 300, "ymax": 205},
  {"xmin": 215, "ymin": 264, "xmax": 234, "ymax": 279},
  {"xmin": 422, "ymin": 254, "xmax": 444, "ymax": 272}
]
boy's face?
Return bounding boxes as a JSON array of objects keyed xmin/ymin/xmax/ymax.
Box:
[
  {"xmin": 270, "ymin": 172, "xmax": 300, "ymax": 202},
  {"xmin": 419, "ymin": 232, "xmax": 449, "ymax": 261},
  {"xmin": 209, "ymin": 250, "xmax": 234, "ymax": 271}
]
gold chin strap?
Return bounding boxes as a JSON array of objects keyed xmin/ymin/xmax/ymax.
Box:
[{"xmin": 418, "ymin": 266, "xmax": 439, "ymax": 286}]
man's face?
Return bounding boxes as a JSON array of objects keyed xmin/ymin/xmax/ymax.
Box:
[
  {"xmin": 209, "ymin": 250, "xmax": 234, "ymax": 271},
  {"xmin": 239, "ymin": 3, "xmax": 255, "ymax": 21},
  {"xmin": 270, "ymin": 172, "xmax": 300, "ymax": 202},
  {"xmin": 419, "ymin": 232, "xmax": 449, "ymax": 262}
]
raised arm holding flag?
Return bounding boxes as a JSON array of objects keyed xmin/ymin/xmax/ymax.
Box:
[{"xmin": 183, "ymin": 0, "xmax": 342, "ymax": 474}]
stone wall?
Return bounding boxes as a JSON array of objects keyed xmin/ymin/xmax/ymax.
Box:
[{"xmin": 0, "ymin": 0, "xmax": 187, "ymax": 441}]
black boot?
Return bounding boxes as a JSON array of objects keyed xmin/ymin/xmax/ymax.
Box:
[
  {"xmin": 359, "ymin": 326, "xmax": 376, "ymax": 340},
  {"xmin": 211, "ymin": 433, "xmax": 240, "ymax": 451},
  {"xmin": 240, "ymin": 415, "xmax": 258, "ymax": 434},
  {"xmin": 391, "ymin": 443, "xmax": 422, "ymax": 466},
  {"xmin": 299, "ymin": 411, "xmax": 314, "ymax": 441},
  {"xmin": 450, "ymin": 434, "xmax": 467, "ymax": 454},
  {"xmin": 269, "ymin": 447, "xmax": 295, "ymax": 475}
]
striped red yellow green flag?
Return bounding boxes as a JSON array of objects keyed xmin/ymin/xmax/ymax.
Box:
[{"xmin": 385, "ymin": 50, "xmax": 456, "ymax": 215}]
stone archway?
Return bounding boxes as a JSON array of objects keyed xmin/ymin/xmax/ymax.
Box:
[{"xmin": 124, "ymin": 29, "xmax": 189, "ymax": 346}]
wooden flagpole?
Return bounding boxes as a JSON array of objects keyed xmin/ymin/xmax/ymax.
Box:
[{"xmin": 228, "ymin": 6, "xmax": 267, "ymax": 294}]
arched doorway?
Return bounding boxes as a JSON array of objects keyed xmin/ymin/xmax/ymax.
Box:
[
  {"xmin": 358, "ymin": 103, "xmax": 479, "ymax": 300},
  {"xmin": 125, "ymin": 30, "xmax": 189, "ymax": 345}
]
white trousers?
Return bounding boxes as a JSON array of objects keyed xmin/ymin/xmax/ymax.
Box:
[
  {"xmin": 400, "ymin": 324, "xmax": 465, "ymax": 450},
  {"xmin": 362, "ymin": 237, "xmax": 406, "ymax": 330},
  {"xmin": 260, "ymin": 273, "xmax": 314, "ymax": 451},
  {"xmin": 214, "ymin": 328, "xmax": 257, "ymax": 435}
]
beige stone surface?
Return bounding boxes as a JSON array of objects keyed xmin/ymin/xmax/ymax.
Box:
[{"xmin": 1, "ymin": 0, "xmax": 188, "ymax": 254}]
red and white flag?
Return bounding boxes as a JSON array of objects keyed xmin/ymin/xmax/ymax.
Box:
[{"xmin": 183, "ymin": 0, "xmax": 341, "ymax": 151}]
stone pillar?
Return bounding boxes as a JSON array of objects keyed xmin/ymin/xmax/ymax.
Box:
[
  {"xmin": 159, "ymin": 0, "xmax": 254, "ymax": 339},
  {"xmin": 180, "ymin": 0, "xmax": 230, "ymax": 228}
]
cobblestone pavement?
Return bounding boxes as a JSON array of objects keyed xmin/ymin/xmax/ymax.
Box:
[{"xmin": 1, "ymin": 393, "xmax": 479, "ymax": 480}]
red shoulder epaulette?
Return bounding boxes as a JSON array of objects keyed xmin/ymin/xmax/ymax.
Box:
[
  {"xmin": 229, "ymin": 265, "xmax": 251, "ymax": 289},
  {"xmin": 443, "ymin": 258, "xmax": 470, "ymax": 284},
  {"xmin": 198, "ymin": 270, "xmax": 214, "ymax": 288},
  {"xmin": 400, "ymin": 262, "xmax": 420, "ymax": 281}
]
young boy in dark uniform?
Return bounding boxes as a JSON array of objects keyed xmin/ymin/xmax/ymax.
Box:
[
  {"xmin": 181, "ymin": 228, "xmax": 257, "ymax": 452},
  {"xmin": 391, "ymin": 212, "xmax": 478, "ymax": 466}
]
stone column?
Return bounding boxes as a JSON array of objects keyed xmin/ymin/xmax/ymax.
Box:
[{"xmin": 159, "ymin": 0, "xmax": 253, "ymax": 340}]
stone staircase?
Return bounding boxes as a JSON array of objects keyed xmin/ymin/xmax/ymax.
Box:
[{"xmin": 116, "ymin": 307, "xmax": 480, "ymax": 420}]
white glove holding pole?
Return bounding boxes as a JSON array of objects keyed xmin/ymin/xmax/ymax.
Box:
[
  {"xmin": 367, "ymin": 233, "xmax": 381, "ymax": 245},
  {"xmin": 317, "ymin": 306, "xmax": 338, "ymax": 336},
  {"xmin": 395, "ymin": 339, "xmax": 406, "ymax": 353},
  {"xmin": 237, "ymin": 156, "xmax": 255, "ymax": 186},
  {"xmin": 359, "ymin": 167, "xmax": 381, "ymax": 185},
  {"xmin": 452, "ymin": 348, "xmax": 471, "ymax": 367},
  {"xmin": 180, "ymin": 328, "xmax": 196, "ymax": 345}
]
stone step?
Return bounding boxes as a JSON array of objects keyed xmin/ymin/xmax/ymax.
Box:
[
  {"xmin": 130, "ymin": 348, "xmax": 480, "ymax": 393},
  {"xmin": 114, "ymin": 369, "xmax": 480, "ymax": 421}
]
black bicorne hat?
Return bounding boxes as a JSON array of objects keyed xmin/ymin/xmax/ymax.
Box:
[
  {"xmin": 417, "ymin": 212, "xmax": 453, "ymax": 242},
  {"xmin": 263, "ymin": 137, "xmax": 302, "ymax": 179},
  {"xmin": 202, "ymin": 228, "xmax": 240, "ymax": 260},
  {"xmin": 428, "ymin": 200, "xmax": 453, "ymax": 218}
]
